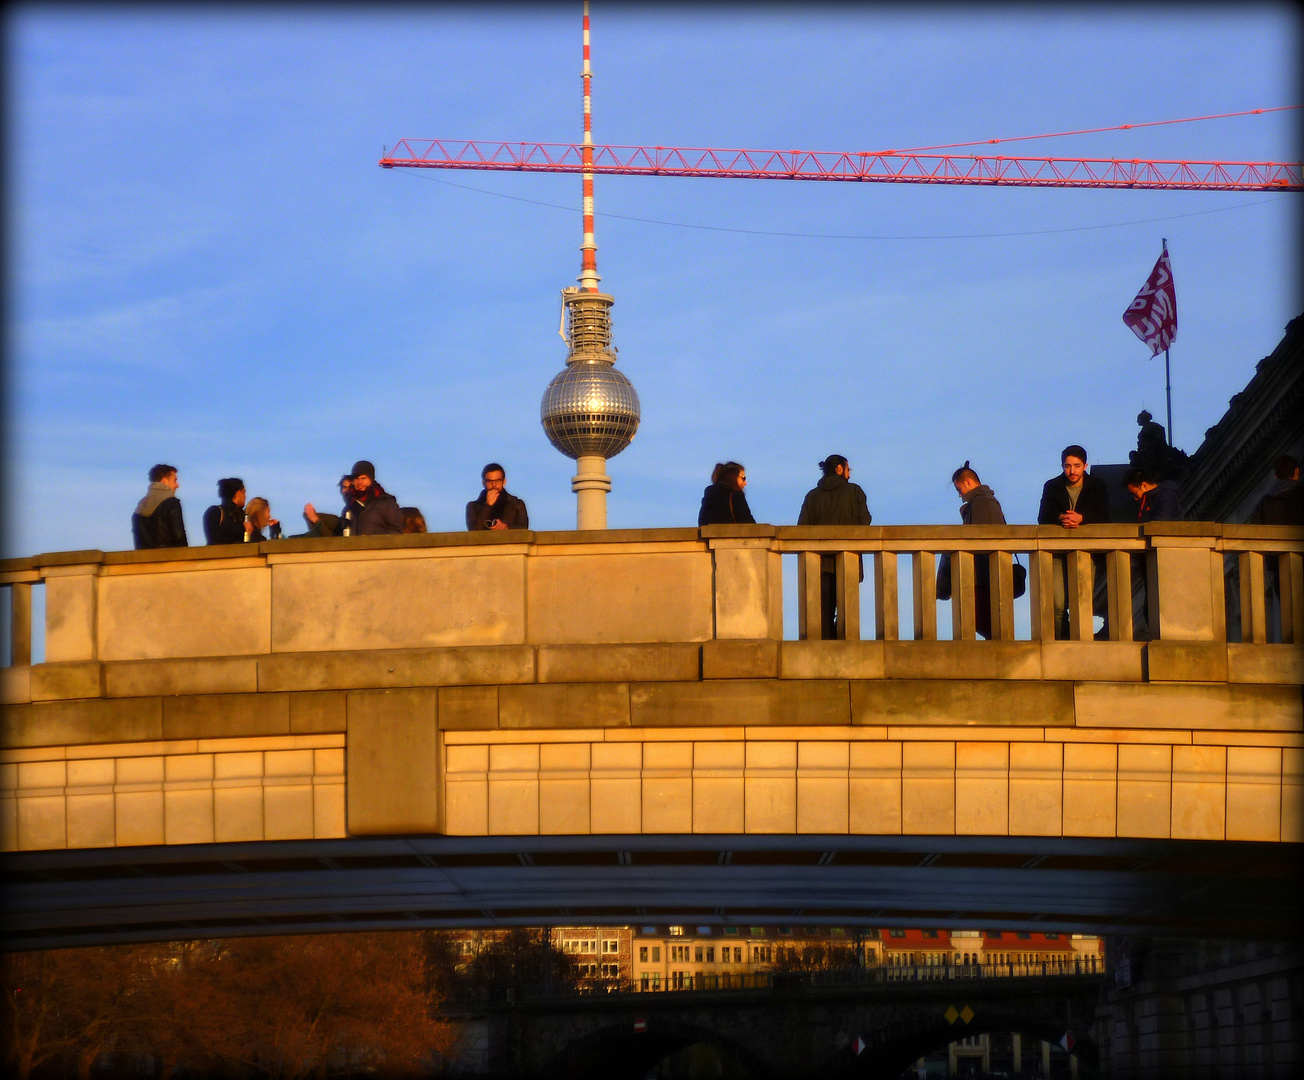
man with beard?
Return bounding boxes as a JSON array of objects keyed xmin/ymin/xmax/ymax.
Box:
[{"xmin": 339, "ymin": 460, "xmax": 402, "ymax": 536}]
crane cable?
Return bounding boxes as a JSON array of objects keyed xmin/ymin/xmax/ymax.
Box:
[{"xmin": 395, "ymin": 168, "xmax": 1293, "ymax": 242}]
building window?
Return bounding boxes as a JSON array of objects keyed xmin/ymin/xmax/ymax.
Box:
[
  {"xmin": 640, "ymin": 973, "xmax": 649, "ymax": 990},
  {"xmin": 749, "ymin": 927, "xmax": 765, "ymax": 937},
  {"xmin": 669, "ymin": 926, "xmax": 685, "ymax": 936},
  {"xmin": 706, "ymin": 947, "xmax": 714, "ymax": 963},
  {"xmin": 1045, "ymin": 933, "xmax": 1059, "ymax": 940},
  {"xmin": 601, "ymin": 963, "xmax": 619, "ymax": 977},
  {"xmin": 734, "ymin": 947, "xmax": 743, "ymax": 963},
  {"xmin": 1016, "ymin": 932, "xmax": 1031, "ymax": 940},
  {"xmin": 830, "ymin": 928, "xmax": 846, "ymax": 938},
  {"xmin": 779, "ymin": 926, "xmax": 793, "ymax": 936},
  {"xmin": 651, "ymin": 973, "xmax": 661, "ymax": 989},
  {"xmin": 695, "ymin": 946, "xmax": 703, "ymax": 962},
  {"xmin": 889, "ymin": 929, "xmax": 905, "ymax": 938},
  {"xmin": 923, "ymin": 929, "xmax": 938, "ymax": 939},
  {"xmin": 603, "ymin": 939, "xmax": 619, "ymax": 954},
  {"xmin": 651, "ymin": 946, "xmax": 661, "ymax": 962},
  {"xmin": 724, "ymin": 926, "xmax": 739, "ymax": 936},
  {"xmin": 639, "ymin": 947, "xmax": 648, "ymax": 963}
]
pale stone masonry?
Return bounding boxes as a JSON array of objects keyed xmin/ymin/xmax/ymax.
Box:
[{"xmin": 1, "ymin": 524, "xmax": 1300, "ymax": 852}]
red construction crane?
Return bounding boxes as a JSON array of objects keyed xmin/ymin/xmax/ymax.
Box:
[{"xmin": 380, "ymin": 138, "xmax": 1301, "ymax": 192}]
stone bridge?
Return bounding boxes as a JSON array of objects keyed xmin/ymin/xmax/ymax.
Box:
[
  {"xmin": 1, "ymin": 523, "xmax": 1300, "ymax": 948},
  {"xmin": 453, "ymin": 971, "xmax": 1105, "ymax": 1079}
]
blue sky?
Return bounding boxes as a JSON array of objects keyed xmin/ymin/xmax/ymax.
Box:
[{"xmin": 6, "ymin": 3, "xmax": 1300, "ymax": 557}]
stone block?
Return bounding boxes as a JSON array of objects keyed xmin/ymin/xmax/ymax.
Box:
[
  {"xmin": 116, "ymin": 755, "xmax": 164, "ymax": 785},
  {"xmin": 17, "ymin": 795, "xmax": 66, "ymax": 850},
  {"xmin": 214, "ymin": 786, "xmax": 263, "ymax": 842},
  {"xmin": 693, "ymin": 741, "xmax": 744, "ymax": 834},
  {"xmin": 0, "ymin": 666, "xmax": 31, "ymax": 705},
  {"xmin": 1226, "ymin": 746, "xmax": 1282, "ymax": 842},
  {"xmin": 214, "ymin": 751, "xmax": 263, "ymax": 780},
  {"xmin": 849, "ymin": 742, "xmax": 902, "ymax": 834},
  {"xmin": 527, "ymin": 551, "xmax": 714, "ymax": 644},
  {"xmin": 1282, "ymin": 748, "xmax": 1303, "ymax": 843},
  {"xmin": 44, "ymin": 570, "xmax": 98, "ymax": 663},
  {"xmin": 265, "ymin": 749, "xmax": 313, "ymax": 778},
  {"xmin": 780, "ymin": 641, "xmax": 884, "ymax": 681},
  {"xmin": 883, "ymin": 641, "xmax": 1041, "ymax": 681},
  {"xmin": 902, "ymin": 741, "xmax": 955, "ymax": 834},
  {"xmin": 1172, "ymin": 745, "xmax": 1226, "ymax": 840},
  {"xmin": 1063, "ymin": 743, "xmax": 1117, "ymax": 837},
  {"xmin": 702, "ymin": 640, "xmax": 778, "ymax": 680},
  {"xmin": 1, "ymin": 698, "xmax": 165, "ymax": 750},
  {"xmin": 163, "ymin": 693, "xmax": 290, "ymax": 740},
  {"xmin": 631, "ymin": 680, "xmax": 776, "ymax": 727},
  {"xmin": 290, "ymin": 691, "xmax": 346, "ymax": 734},
  {"xmin": 797, "ymin": 741, "xmax": 850, "ymax": 834},
  {"xmin": 0, "ymin": 797, "xmax": 15, "ymax": 851},
  {"xmin": 104, "ymin": 657, "xmax": 259, "ymax": 698},
  {"xmin": 164, "ymin": 788, "xmax": 214, "ymax": 845},
  {"xmin": 776, "ymin": 682, "xmax": 852, "ymax": 726},
  {"xmin": 115, "ymin": 790, "xmax": 164, "ymax": 847},
  {"xmin": 272, "ymin": 555, "xmax": 526, "ymax": 652},
  {"xmin": 539, "ymin": 643, "xmax": 699, "ymax": 683},
  {"xmin": 1116, "ymin": 744, "xmax": 1172, "ymax": 839},
  {"xmin": 313, "ymin": 780, "xmax": 346, "ymax": 838},
  {"xmin": 345, "ymin": 688, "xmax": 439, "ymax": 834},
  {"xmin": 98, "ymin": 567, "xmax": 271, "ymax": 660},
  {"xmin": 30, "ymin": 662, "xmax": 103, "ymax": 701},
  {"xmin": 955, "ymin": 742, "xmax": 1008, "ymax": 836},
  {"xmin": 66, "ymin": 793, "xmax": 115, "ymax": 848},
  {"xmin": 851, "ymin": 680, "xmax": 1071, "ymax": 727},
  {"xmin": 18, "ymin": 759, "xmax": 66, "ymax": 790},
  {"xmin": 744, "ymin": 741, "xmax": 797, "ymax": 834},
  {"xmin": 642, "ymin": 741, "xmax": 692, "ymax": 833},
  {"xmin": 314, "ymin": 747, "xmax": 344, "ymax": 776},
  {"xmin": 1146, "ymin": 642, "xmax": 1229, "ymax": 683},
  {"xmin": 438, "ymin": 686, "xmax": 499, "ymax": 730},
  {"xmin": 67, "ymin": 758, "xmax": 114, "ymax": 788},
  {"xmin": 590, "ymin": 742, "xmax": 642, "ymax": 834},
  {"xmin": 488, "ymin": 742, "xmax": 538, "ymax": 835},
  {"xmin": 264, "ymin": 784, "xmax": 315, "ymax": 840},
  {"xmin": 499, "ymin": 683, "xmax": 630, "ymax": 728},
  {"xmin": 1040, "ymin": 642, "xmax": 1145, "ymax": 683},
  {"xmin": 539, "ymin": 742, "xmax": 590, "ymax": 835},
  {"xmin": 444, "ymin": 743, "xmax": 488, "ymax": 835},
  {"xmin": 258, "ymin": 645, "xmax": 535, "ymax": 693},
  {"xmin": 712, "ymin": 545, "xmax": 781, "ymax": 640},
  {"xmin": 1227, "ymin": 645, "xmax": 1304, "ymax": 686},
  {"xmin": 1074, "ymin": 683, "xmax": 1301, "ymax": 731}
]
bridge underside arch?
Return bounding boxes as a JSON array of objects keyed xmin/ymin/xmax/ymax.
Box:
[{"xmin": 3, "ymin": 832, "xmax": 1299, "ymax": 950}]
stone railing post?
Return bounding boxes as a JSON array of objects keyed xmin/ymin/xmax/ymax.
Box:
[
  {"xmin": 43, "ymin": 562, "xmax": 102, "ymax": 662},
  {"xmin": 1146, "ymin": 525, "xmax": 1224, "ymax": 641},
  {"xmin": 707, "ymin": 531, "xmax": 782, "ymax": 639}
]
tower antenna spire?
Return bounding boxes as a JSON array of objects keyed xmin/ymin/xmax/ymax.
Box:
[{"xmin": 579, "ymin": 0, "xmax": 600, "ymax": 292}]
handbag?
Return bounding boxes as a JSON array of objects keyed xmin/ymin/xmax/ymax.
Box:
[
  {"xmin": 937, "ymin": 553, "xmax": 1026, "ymax": 600},
  {"xmin": 1012, "ymin": 557, "xmax": 1027, "ymax": 599}
]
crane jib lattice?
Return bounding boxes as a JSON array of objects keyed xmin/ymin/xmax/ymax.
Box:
[{"xmin": 380, "ymin": 140, "xmax": 1303, "ymax": 192}]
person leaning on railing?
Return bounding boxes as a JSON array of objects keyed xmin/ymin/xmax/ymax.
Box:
[
  {"xmin": 698, "ymin": 461, "xmax": 755, "ymax": 526},
  {"xmin": 1037, "ymin": 445, "xmax": 1110, "ymax": 639},
  {"xmin": 797, "ymin": 454, "xmax": 872, "ymax": 639},
  {"xmin": 132, "ymin": 464, "xmax": 188, "ymax": 550}
]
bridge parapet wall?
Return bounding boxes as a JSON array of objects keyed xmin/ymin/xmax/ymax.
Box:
[{"xmin": 1, "ymin": 525, "xmax": 1300, "ymax": 853}]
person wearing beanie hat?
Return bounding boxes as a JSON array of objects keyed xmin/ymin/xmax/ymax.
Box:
[
  {"xmin": 340, "ymin": 459, "xmax": 402, "ymax": 536},
  {"xmin": 203, "ymin": 477, "xmax": 247, "ymax": 545}
]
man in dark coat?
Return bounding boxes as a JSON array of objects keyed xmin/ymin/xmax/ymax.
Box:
[
  {"xmin": 340, "ymin": 460, "xmax": 403, "ymax": 536},
  {"xmin": 1249, "ymin": 456, "xmax": 1304, "ymax": 525},
  {"xmin": 951, "ymin": 463, "xmax": 1006, "ymax": 640},
  {"xmin": 1038, "ymin": 445, "xmax": 1110, "ymax": 639},
  {"xmin": 466, "ymin": 463, "xmax": 530, "ymax": 530},
  {"xmin": 203, "ymin": 477, "xmax": 248, "ymax": 545},
  {"xmin": 132, "ymin": 464, "xmax": 188, "ymax": 549},
  {"xmin": 797, "ymin": 455, "xmax": 872, "ymax": 639}
]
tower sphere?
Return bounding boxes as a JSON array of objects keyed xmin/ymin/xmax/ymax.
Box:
[{"xmin": 540, "ymin": 359, "xmax": 640, "ymax": 459}]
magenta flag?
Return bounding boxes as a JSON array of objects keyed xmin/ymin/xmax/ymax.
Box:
[{"xmin": 1123, "ymin": 247, "xmax": 1177, "ymax": 356}]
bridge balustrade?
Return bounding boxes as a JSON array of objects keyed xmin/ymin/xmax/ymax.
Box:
[{"xmin": 1, "ymin": 523, "xmax": 1300, "ymax": 858}]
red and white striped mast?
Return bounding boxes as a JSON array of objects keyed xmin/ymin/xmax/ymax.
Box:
[
  {"xmin": 579, "ymin": 0, "xmax": 600, "ymax": 292},
  {"xmin": 538, "ymin": 1, "xmax": 641, "ymax": 529}
]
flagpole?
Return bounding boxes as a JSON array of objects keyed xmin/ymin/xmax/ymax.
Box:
[{"xmin": 1162, "ymin": 238, "xmax": 1172, "ymax": 444}]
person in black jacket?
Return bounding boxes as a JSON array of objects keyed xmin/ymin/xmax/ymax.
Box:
[
  {"xmin": 466, "ymin": 463, "xmax": 530, "ymax": 531},
  {"xmin": 1038, "ymin": 445, "xmax": 1110, "ymax": 639},
  {"xmin": 797, "ymin": 455, "xmax": 873, "ymax": 639},
  {"xmin": 341, "ymin": 460, "xmax": 403, "ymax": 536},
  {"xmin": 698, "ymin": 461, "xmax": 756, "ymax": 526},
  {"xmin": 951, "ymin": 462, "xmax": 1007, "ymax": 640},
  {"xmin": 132, "ymin": 464, "xmax": 188, "ymax": 549},
  {"xmin": 1249, "ymin": 456, "xmax": 1304, "ymax": 526},
  {"xmin": 203, "ymin": 478, "xmax": 247, "ymax": 545}
]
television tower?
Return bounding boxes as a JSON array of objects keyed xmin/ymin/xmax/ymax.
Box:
[{"xmin": 539, "ymin": 1, "xmax": 640, "ymax": 530}]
